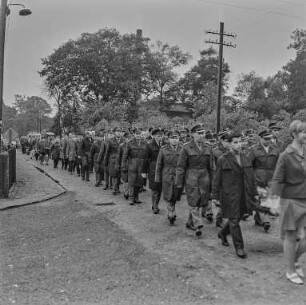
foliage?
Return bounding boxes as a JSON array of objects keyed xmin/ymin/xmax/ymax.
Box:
[
  {"xmin": 233, "ymin": 71, "xmax": 287, "ymax": 120},
  {"xmin": 196, "ymin": 108, "xmax": 259, "ymax": 132},
  {"xmin": 2, "ymin": 103, "xmax": 18, "ymax": 132},
  {"xmin": 5, "ymin": 95, "xmax": 53, "ymax": 136},
  {"xmin": 282, "ymin": 29, "xmax": 306, "ymax": 113},
  {"xmin": 40, "ymin": 28, "xmax": 191, "ymax": 130},
  {"xmin": 179, "ymin": 47, "xmax": 229, "ymax": 118},
  {"xmin": 144, "ymin": 41, "xmax": 191, "ymax": 108}
]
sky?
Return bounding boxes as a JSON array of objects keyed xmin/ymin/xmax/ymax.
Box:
[{"xmin": 3, "ymin": 0, "xmax": 306, "ymax": 110}]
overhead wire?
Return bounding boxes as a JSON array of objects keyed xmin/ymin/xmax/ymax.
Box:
[
  {"xmin": 197, "ymin": 0, "xmax": 306, "ymax": 19},
  {"xmin": 271, "ymin": 0, "xmax": 305, "ymax": 6}
]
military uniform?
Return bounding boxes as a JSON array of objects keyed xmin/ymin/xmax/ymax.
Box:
[
  {"xmin": 155, "ymin": 142, "xmax": 183, "ymax": 222},
  {"xmin": 90, "ymin": 138, "xmax": 104, "ymax": 186},
  {"xmin": 78, "ymin": 135, "xmax": 92, "ymax": 181},
  {"xmin": 248, "ymin": 132, "xmax": 280, "ymax": 230},
  {"xmin": 122, "ymin": 137, "xmax": 149, "ymax": 205},
  {"xmin": 116, "ymin": 140, "xmax": 129, "ymax": 199},
  {"xmin": 176, "ymin": 138, "xmax": 214, "ymax": 232},
  {"xmin": 147, "ymin": 137, "xmax": 163, "ymax": 213},
  {"xmin": 104, "ymin": 136, "xmax": 124, "ymax": 194}
]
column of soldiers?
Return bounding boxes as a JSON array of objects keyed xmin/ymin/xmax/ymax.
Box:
[{"xmin": 28, "ymin": 122, "xmax": 283, "ymax": 259}]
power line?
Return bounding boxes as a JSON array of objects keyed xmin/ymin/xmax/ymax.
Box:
[
  {"xmin": 205, "ymin": 22, "xmax": 236, "ymax": 132},
  {"xmin": 271, "ymin": 0, "xmax": 305, "ymax": 6},
  {"xmin": 197, "ymin": 0, "xmax": 306, "ymax": 19}
]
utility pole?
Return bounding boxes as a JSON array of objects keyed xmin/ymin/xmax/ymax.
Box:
[
  {"xmin": 205, "ymin": 22, "xmax": 236, "ymax": 132},
  {"xmin": 0, "ymin": 0, "xmax": 8, "ymax": 151}
]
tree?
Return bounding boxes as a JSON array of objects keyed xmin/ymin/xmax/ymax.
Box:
[
  {"xmin": 282, "ymin": 29, "xmax": 306, "ymax": 113},
  {"xmin": 144, "ymin": 41, "xmax": 191, "ymax": 109},
  {"xmin": 2, "ymin": 103, "xmax": 18, "ymax": 132},
  {"xmin": 233, "ymin": 71, "xmax": 287, "ymax": 120},
  {"xmin": 12, "ymin": 95, "xmax": 53, "ymax": 135},
  {"xmin": 179, "ymin": 47, "xmax": 230, "ymax": 117}
]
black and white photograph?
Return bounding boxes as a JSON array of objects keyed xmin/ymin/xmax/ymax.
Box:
[{"xmin": 0, "ymin": 0, "xmax": 306, "ymax": 304}]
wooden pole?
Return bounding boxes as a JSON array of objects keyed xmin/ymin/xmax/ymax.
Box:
[
  {"xmin": 0, "ymin": 0, "xmax": 8, "ymax": 151},
  {"xmin": 216, "ymin": 22, "xmax": 224, "ymax": 133}
]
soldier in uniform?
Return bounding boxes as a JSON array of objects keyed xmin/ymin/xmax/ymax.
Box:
[
  {"xmin": 155, "ymin": 130, "xmax": 183, "ymax": 224},
  {"xmin": 60, "ymin": 134, "xmax": 69, "ymax": 170},
  {"xmin": 104, "ymin": 127, "xmax": 124, "ymax": 195},
  {"xmin": 248, "ymin": 129, "xmax": 280, "ymax": 231},
  {"xmin": 78, "ymin": 131, "xmax": 93, "ymax": 181},
  {"xmin": 179, "ymin": 127, "xmax": 190, "ymax": 144},
  {"xmin": 175, "ymin": 124, "xmax": 215, "ymax": 237},
  {"xmin": 147, "ymin": 128, "xmax": 163, "ymax": 214},
  {"xmin": 74, "ymin": 133, "xmax": 83, "ymax": 176},
  {"xmin": 66, "ymin": 133, "xmax": 77, "ymax": 175},
  {"xmin": 90, "ymin": 131, "xmax": 104, "ymax": 187},
  {"xmin": 121, "ymin": 128, "xmax": 149, "ymax": 205},
  {"xmin": 116, "ymin": 131, "xmax": 130, "ymax": 200},
  {"xmin": 269, "ymin": 122, "xmax": 285, "ymax": 152}
]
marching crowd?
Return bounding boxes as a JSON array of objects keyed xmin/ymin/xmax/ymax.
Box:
[{"xmin": 20, "ymin": 120, "xmax": 306, "ymax": 285}]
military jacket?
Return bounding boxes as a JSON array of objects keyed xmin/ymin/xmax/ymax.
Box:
[
  {"xmin": 248, "ymin": 143, "xmax": 280, "ymax": 188},
  {"xmin": 175, "ymin": 139, "xmax": 215, "ymax": 207}
]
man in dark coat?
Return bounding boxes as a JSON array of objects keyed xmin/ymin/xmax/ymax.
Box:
[
  {"xmin": 212, "ymin": 131, "xmax": 231, "ymax": 228},
  {"xmin": 78, "ymin": 131, "xmax": 93, "ymax": 181},
  {"xmin": 74, "ymin": 134, "xmax": 83, "ymax": 176},
  {"xmin": 104, "ymin": 128, "xmax": 124, "ymax": 195},
  {"xmin": 248, "ymin": 129, "xmax": 280, "ymax": 231},
  {"xmin": 90, "ymin": 131, "xmax": 104, "ymax": 187},
  {"xmin": 175, "ymin": 124, "xmax": 215, "ymax": 237},
  {"xmin": 116, "ymin": 132, "xmax": 130, "ymax": 200},
  {"xmin": 155, "ymin": 130, "xmax": 183, "ymax": 224},
  {"xmin": 122, "ymin": 128, "xmax": 149, "ymax": 205},
  {"xmin": 147, "ymin": 128, "xmax": 163, "ymax": 214},
  {"xmin": 212, "ymin": 132, "xmax": 258, "ymax": 259}
]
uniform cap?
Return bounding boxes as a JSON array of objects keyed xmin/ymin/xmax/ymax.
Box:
[
  {"xmin": 258, "ymin": 130, "xmax": 273, "ymax": 139},
  {"xmin": 168, "ymin": 130, "xmax": 180, "ymax": 138},
  {"xmin": 151, "ymin": 128, "xmax": 163, "ymax": 136},
  {"xmin": 190, "ymin": 124, "xmax": 205, "ymax": 134}
]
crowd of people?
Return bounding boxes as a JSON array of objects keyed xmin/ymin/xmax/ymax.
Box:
[{"xmin": 19, "ymin": 120, "xmax": 306, "ymax": 285}]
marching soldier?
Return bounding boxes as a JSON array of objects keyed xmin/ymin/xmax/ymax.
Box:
[
  {"xmin": 66, "ymin": 133, "xmax": 78, "ymax": 175},
  {"xmin": 269, "ymin": 121, "xmax": 285, "ymax": 152},
  {"xmin": 147, "ymin": 128, "xmax": 163, "ymax": 214},
  {"xmin": 155, "ymin": 130, "xmax": 183, "ymax": 224},
  {"xmin": 74, "ymin": 133, "xmax": 83, "ymax": 176},
  {"xmin": 179, "ymin": 127, "xmax": 190, "ymax": 144},
  {"xmin": 175, "ymin": 124, "xmax": 215, "ymax": 237},
  {"xmin": 121, "ymin": 128, "xmax": 149, "ymax": 205},
  {"xmin": 90, "ymin": 131, "xmax": 104, "ymax": 187},
  {"xmin": 116, "ymin": 131, "xmax": 130, "ymax": 200},
  {"xmin": 104, "ymin": 127, "xmax": 124, "ymax": 195},
  {"xmin": 78, "ymin": 131, "xmax": 93, "ymax": 181},
  {"xmin": 248, "ymin": 129, "xmax": 280, "ymax": 231}
]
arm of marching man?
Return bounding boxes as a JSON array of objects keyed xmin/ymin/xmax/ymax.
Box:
[
  {"xmin": 175, "ymin": 146, "xmax": 188, "ymax": 189},
  {"xmin": 154, "ymin": 149, "xmax": 164, "ymax": 183}
]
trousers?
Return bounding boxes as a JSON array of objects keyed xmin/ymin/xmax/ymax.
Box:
[{"xmin": 220, "ymin": 218, "xmax": 244, "ymax": 250}]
